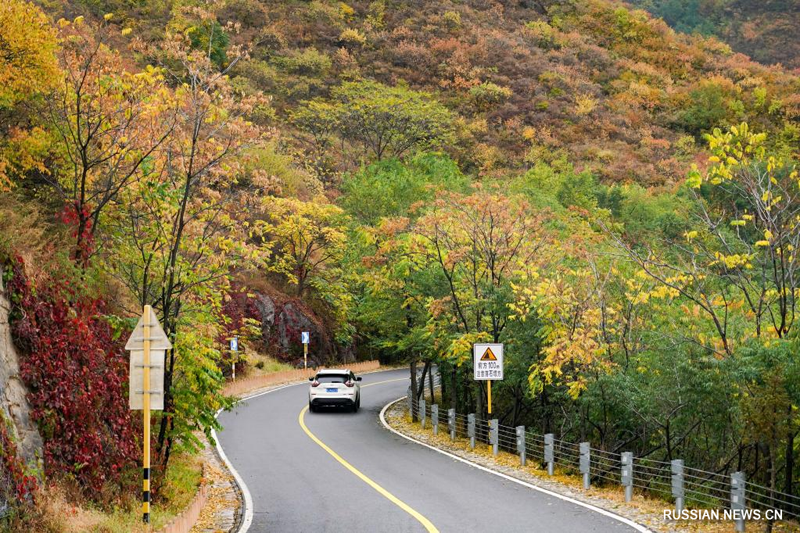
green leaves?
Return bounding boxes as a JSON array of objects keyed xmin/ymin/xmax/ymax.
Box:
[{"xmin": 295, "ymin": 80, "xmax": 455, "ymax": 162}]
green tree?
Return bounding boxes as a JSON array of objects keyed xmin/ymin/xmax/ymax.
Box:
[
  {"xmin": 295, "ymin": 80, "xmax": 454, "ymax": 163},
  {"xmin": 340, "ymin": 153, "xmax": 469, "ymax": 225}
]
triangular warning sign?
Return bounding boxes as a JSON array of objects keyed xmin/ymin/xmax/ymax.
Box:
[
  {"xmin": 125, "ymin": 307, "xmax": 172, "ymax": 351},
  {"xmin": 480, "ymin": 347, "xmax": 498, "ymax": 361}
]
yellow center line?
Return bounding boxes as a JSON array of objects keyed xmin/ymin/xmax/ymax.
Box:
[{"xmin": 298, "ymin": 377, "xmax": 438, "ymax": 533}]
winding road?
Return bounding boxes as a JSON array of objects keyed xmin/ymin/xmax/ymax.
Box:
[{"xmin": 216, "ymin": 368, "xmax": 646, "ymax": 532}]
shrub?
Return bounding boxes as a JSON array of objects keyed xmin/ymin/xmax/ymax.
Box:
[
  {"xmin": 525, "ymin": 20, "xmax": 558, "ymax": 49},
  {"xmin": 469, "ymin": 82, "xmax": 513, "ymax": 111},
  {"xmin": 275, "ymin": 48, "xmax": 332, "ymax": 76},
  {"xmin": 339, "ymin": 28, "xmax": 366, "ymax": 46},
  {"xmin": 443, "ymin": 11, "xmax": 461, "ymax": 29},
  {"xmin": 5, "ymin": 257, "xmax": 138, "ymax": 501},
  {"xmin": 574, "ymin": 93, "xmax": 598, "ymax": 116}
]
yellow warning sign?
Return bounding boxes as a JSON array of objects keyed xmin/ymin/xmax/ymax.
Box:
[{"xmin": 480, "ymin": 347, "xmax": 498, "ymax": 361}]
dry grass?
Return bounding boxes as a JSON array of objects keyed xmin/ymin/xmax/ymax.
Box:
[{"xmin": 27, "ymin": 452, "xmax": 203, "ymax": 533}]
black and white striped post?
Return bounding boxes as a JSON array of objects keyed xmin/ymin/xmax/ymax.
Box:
[
  {"xmin": 142, "ymin": 308, "xmax": 151, "ymax": 525},
  {"xmin": 126, "ymin": 305, "xmax": 170, "ymax": 530}
]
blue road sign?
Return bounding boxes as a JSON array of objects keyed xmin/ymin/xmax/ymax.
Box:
[
  {"xmin": 230, "ymin": 337, "xmax": 238, "ymax": 351},
  {"xmin": 302, "ymin": 331, "xmax": 310, "ymax": 344}
]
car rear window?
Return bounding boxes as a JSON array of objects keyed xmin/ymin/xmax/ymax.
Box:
[{"xmin": 316, "ymin": 374, "xmax": 348, "ymax": 383}]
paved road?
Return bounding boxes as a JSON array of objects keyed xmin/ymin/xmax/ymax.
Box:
[{"xmin": 217, "ymin": 368, "xmax": 644, "ymax": 532}]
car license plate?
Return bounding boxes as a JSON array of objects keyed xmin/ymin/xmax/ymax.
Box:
[{"xmin": 326, "ymin": 388, "xmax": 338, "ymax": 393}]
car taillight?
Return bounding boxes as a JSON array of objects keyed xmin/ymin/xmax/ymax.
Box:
[
  {"xmin": 311, "ymin": 381, "xmax": 320, "ymax": 387},
  {"xmin": 345, "ymin": 380, "xmax": 354, "ymax": 387}
]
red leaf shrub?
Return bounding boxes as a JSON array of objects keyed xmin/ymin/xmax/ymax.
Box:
[
  {"xmin": 0, "ymin": 413, "xmax": 38, "ymax": 503},
  {"xmin": 5, "ymin": 257, "xmax": 138, "ymax": 501}
]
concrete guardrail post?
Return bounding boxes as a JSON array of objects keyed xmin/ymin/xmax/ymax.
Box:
[
  {"xmin": 490, "ymin": 419, "xmax": 499, "ymax": 456},
  {"xmin": 432, "ymin": 404, "xmax": 439, "ymax": 435},
  {"xmin": 671, "ymin": 459, "xmax": 684, "ymax": 513},
  {"xmin": 516, "ymin": 426, "xmax": 526, "ymax": 466},
  {"xmin": 448, "ymin": 408, "xmax": 455, "ymax": 441},
  {"xmin": 731, "ymin": 471, "xmax": 746, "ymax": 532},
  {"xmin": 621, "ymin": 451, "xmax": 633, "ymax": 502},
  {"xmin": 468, "ymin": 414, "xmax": 476, "ymax": 449},
  {"xmin": 544, "ymin": 433, "xmax": 554, "ymax": 476},
  {"xmin": 420, "ymin": 398, "xmax": 426, "ymax": 429},
  {"xmin": 579, "ymin": 442, "xmax": 591, "ymax": 490}
]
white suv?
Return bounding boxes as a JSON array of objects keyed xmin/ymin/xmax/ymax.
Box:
[{"xmin": 308, "ymin": 369, "xmax": 362, "ymax": 412}]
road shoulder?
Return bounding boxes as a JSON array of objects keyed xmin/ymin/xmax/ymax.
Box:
[{"xmin": 380, "ymin": 397, "xmax": 685, "ymax": 533}]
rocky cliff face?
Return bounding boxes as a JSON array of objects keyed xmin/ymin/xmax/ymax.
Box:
[{"xmin": 0, "ymin": 274, "xmax": 42, "ymax": 470}]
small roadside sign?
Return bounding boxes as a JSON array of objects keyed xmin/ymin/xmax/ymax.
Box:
[
  {"xmin": 473, "ymin": 343, "xmax": 503, "ymax": 381},
  {"xmin": 126, "ymin": 306, "xmax": 171, "ymax": 410},
  {"xmin": 230, "ymin": 336, "xmax": 238, "ymax": 351},
  {"xmin": 302, "ymin": 331, "xmax": 310, "ymax": 344}
]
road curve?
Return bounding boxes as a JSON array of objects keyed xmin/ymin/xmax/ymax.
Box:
[{"xmin": 217, "ymin": 368, "xmax": 643, "ymax": 532}]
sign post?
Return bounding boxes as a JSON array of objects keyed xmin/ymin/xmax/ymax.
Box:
[
  {"xmin": 126, "ymin": 305, "xmax": 171, "ymax": 529},
  {"xmin": 473, "ymin": 343, "xmax": 503, "ymax": 419},
  {"xmin": 302, "ymin": 331, "xmax": 310, "ymax": 369},
  {"xmin": 230, "ymin": 336, "xmax": 238, "ymax": 381}
]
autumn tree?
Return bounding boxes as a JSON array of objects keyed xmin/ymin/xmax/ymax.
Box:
[
  {"xmin": 612, "ymin": 123, "xmax": 800, "ymax": 495},
  {"xmin": 0, "ymin": 0, "xmax": 59, "ymax": 190},
  {"xmin": 354, "ymin": 217, "xmax": 438, "ymax": 419},
  {"xmin": 48, "ymin": 17, "xmax": 174, "ymax": 262},
  {"xmin": 414, "ymin": 189, "xmax": 547, "ymax": 416},
  {"xmin": 105, "ymin": 20, "xmax": 267, "ymax": 472},
  {"xmin": 294, "ymin": 80, "xmax": 454, "ymax": 167},
  {"xmin": 254, "ymin": 196, "xmax": 347, "ymax": 299}
]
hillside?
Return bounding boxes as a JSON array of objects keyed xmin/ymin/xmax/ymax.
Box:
[
  {"xmin": 627, "ymin": 0, "xmax": 800, "ymax": 70},
  {"xmin": 48, "ymin": 0, "xmax": 800, "ymax": 188}
]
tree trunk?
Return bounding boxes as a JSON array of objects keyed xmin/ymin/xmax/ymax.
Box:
[
  {"xmin": 417, "ymin": 362, "xmax": 429, "ymax": 401},
  {"xmin": 451, "ymin": 368, "xmax": 457, "ymax": 413},
  {"xmin": 410, "ymin": 359, "xmax": 418, "ymax": 423},
  {"xmin": 785, "ymin": 406, "xmax": 795, "ymax": 497},
  {"xmin": 440, "ymin": 363, "xmax": 448, "ymax": 406},
  {"xmin": 767, "ymin": 442, "xmax": 776, "ymax": 533},
  {"xmin": 428, "ymin": 364, "xmax": 435, "ymax": 404},
  {"xmin": 476, "ymin": 381, "xmax": 484, "ymax": 421}
]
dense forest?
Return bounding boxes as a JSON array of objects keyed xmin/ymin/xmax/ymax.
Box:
[{"xmin": 1, "ymin": 0, "xmax": 799, "ymax": 528}]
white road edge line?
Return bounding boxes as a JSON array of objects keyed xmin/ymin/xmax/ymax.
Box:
[
  {"xmin": 379, "ymin": 396, "xmax": 654, "ymax": 533},
  {"xmin": 212, "ymin": 383, "xmax": 296, "ymax": 533}
]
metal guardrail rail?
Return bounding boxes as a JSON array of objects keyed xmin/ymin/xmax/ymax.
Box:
[{"xmin": 405, "ymin": 373, "xmax": 800, "ymax": 530}]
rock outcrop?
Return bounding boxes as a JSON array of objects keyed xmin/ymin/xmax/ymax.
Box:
[
  {"xmin": 250, "ymin": 292, "xmax": 336, "ymax": 366},
  {"xmin": 0, "ymin": 275, "xmax": 42, "ymax": 469}
]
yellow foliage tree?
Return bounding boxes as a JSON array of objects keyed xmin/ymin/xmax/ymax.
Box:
[{"xmin": 0, "ymin": 0, "xmax": 59, "ymax": 190}]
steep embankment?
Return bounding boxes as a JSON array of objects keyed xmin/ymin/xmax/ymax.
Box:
[{"xmin": 0, "ymin": 274, "xmax": 42, "ymax": 499}]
